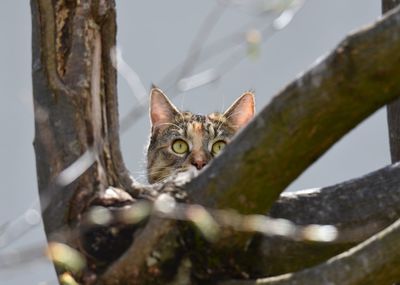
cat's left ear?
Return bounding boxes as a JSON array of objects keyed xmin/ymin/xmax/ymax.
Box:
[
  {"xmin": 150, "ymin": 88, "xmax": 180, "ymax": 128},
  {"xmin": 223, "ymin": 92, "xmax": 255, "ymax": 130}
]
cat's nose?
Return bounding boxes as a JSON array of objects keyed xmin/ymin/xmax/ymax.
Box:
[{"xmin": 191, "ymin": 159, "xmax": 207, "ymax": 170}]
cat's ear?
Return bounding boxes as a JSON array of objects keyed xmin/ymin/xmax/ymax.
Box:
[
  {"xmin": 150, "ymin": 88, "xmax": 180, "ymax": 127},
  {"xmin": 223, "ymin": 92, "xmax": 255, "ymax": 130}
]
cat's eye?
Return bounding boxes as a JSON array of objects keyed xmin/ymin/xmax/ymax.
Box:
[
  {"xmin": 172, "ymin": 139, "xmax": 189, "ymax": 154},
  {"xmin": 211, "ymin": 140, "xmax": 226, "ymax": 155}
]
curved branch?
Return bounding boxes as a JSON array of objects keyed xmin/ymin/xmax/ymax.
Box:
[
  {"xmin": 100, "ymin": 162, "xmax": 400, "ymax": 284},
  {"xmin": 221, "ymin": 217, "xmax": 400, "ymax": 285},
  {"xmin": 188, "ymin": 5, "xmax": 400, "ymax": 215},
  {"xmin": 245, "ymin": 162, "xmax": 400, "ymax": 276}
]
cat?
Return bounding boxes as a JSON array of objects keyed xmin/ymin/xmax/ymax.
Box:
[{"xmin": 147, "ymin": 88, "xmax": 255, "ymax": 184}]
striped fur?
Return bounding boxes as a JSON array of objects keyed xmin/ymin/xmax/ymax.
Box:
[{"xmin": 147, "ymin": 88, "xmax": 254, "ymax": 184}]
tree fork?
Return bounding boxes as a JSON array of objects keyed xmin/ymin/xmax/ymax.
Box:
[{"xmin": 98, "ymin": 5, "xmax": 400, "ymax": 284}]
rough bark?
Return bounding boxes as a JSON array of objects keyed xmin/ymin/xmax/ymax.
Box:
[
  {"xmin": 98, "ymin": 218, "xmax": 182, "ymax": 285},
  {"xmin": 383, "ymin": 0, "xmax": 400, "ymax": 13},
  {"xmin": 220, "ymin": 217, "xmax": 400, "ymax": 285},
  {"xmin": 31, "ymin": 0, "xmax": 136, "ymax": 237},
  {"xmin": 385, "ymin": 0, "xmax": 400, "ymax": 162},
  {"xmin": 246, "ymin": 162, "xmax": 400, "ymax": 276}
]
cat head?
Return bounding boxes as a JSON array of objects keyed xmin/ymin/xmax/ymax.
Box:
[{"xmin": 146, "ymin": 88, "xmax": 255, "ymax": 184}]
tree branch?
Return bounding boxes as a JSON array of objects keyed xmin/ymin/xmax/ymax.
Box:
[
  {"xmin": 245, "ymin": 162, "xmax": 400, "ymax": 276},
  {"xmin": 220, "ymin": 217, "xmax": 400, "ymax": 285},
  {"xmin": 188, "ymin": 4, "xmax": 400, "ymax": 215},
  {"xmin": 382, "ymin": 0, "xmax": 400, "ymax": 13},
  {"xmin": 384, "ymin": 0, "xmax": 400, "ymax": 162},
  {"xmin": 98, "ymin": 218, "xmax": 181, "ymax": 285},
  {"xmin": 99, "ymin": 163, "xmax": 400, "ymax": 284},
  {"xmin": 97, "ymin": 0, "xmax": 140, "ymax": 194}
]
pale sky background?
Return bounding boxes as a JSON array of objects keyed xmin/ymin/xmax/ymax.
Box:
[{"xmin": 0, "ymin": 1, "xmax": 385, "ymax": 284}]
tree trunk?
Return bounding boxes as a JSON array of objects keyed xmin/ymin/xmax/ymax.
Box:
[{"xmin": 31, "ymin": 0, "xmax": 139, "ymax": 279}]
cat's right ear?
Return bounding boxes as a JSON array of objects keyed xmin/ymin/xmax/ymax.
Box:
[{"xmin": 150, "ymin": 88, "xmax": 179, "ymax": 127}]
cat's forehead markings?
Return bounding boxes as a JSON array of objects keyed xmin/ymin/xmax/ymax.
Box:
[
  {"xmin": 175, "ymin": 112, "xmax": 192, "ymax": 122},
  {"xmin": 192, "ymin": 122, "xmax": 203, "ymax": 133},
  {"xmin": 177, "ymin": 128, "xmax": 185, "ymax": 135},
  {"xmin": 165, "ymin": 126, "xmax": 183, "ymax": 136},
  {"xmin": 186, "ymin": 123, "xmax": 193, "ymax": 135},
  {"xmin": 207, "ymin": 123, "xmax": 215, "ymax": 138},
  {"xmin": 186, "ymin": 122, "xmax": 203, "ymax": 137}
]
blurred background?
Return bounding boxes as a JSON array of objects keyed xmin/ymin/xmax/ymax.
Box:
[{"xmin": 0, "ymin": 1, "xmax": 384, "ymax": 284}]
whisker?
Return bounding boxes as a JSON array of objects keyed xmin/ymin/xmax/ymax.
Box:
[
  {"xmin": 150, "ymin": 166, "xmax": 192, "ymax": 183},
  {"xmin": 146, "ymin": 169, "xmax": 170, "ymax": 176}
]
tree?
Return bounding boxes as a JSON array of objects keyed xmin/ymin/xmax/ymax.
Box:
[{"xmin": 31, "ymin": 0, "xmax": 400, "ymax": 284}]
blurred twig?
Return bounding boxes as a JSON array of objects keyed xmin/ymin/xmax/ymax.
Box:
[{"xmin": 120, "ymin": 0, "xmax": 304, "ymax": 131}]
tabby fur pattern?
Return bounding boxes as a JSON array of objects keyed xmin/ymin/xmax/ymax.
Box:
[{"xmin": 147, "ymin": 88, "xmax": 255, "ymax": 184}]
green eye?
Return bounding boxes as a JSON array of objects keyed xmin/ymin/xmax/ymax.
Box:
[
  {"xmin": 211, "ymin": 140, "xmax": 226, "ymax": 155},
  {"xmin": 172, "ymin": 139, "xmax": 189, "ymax": 154}
]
